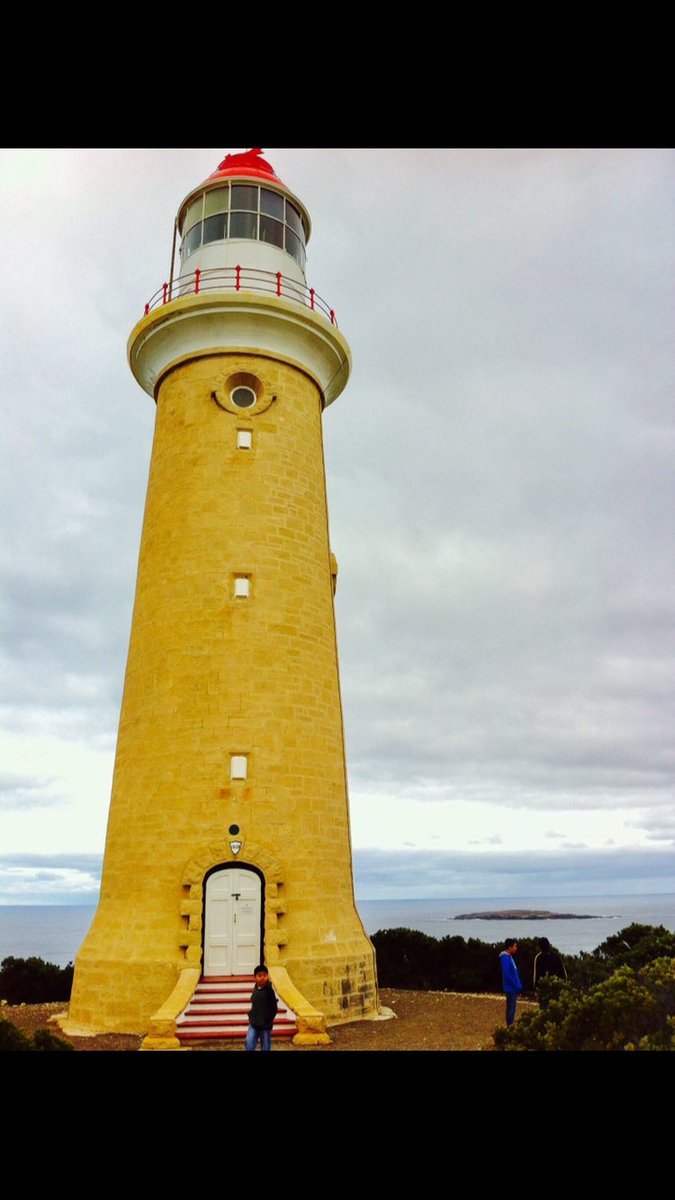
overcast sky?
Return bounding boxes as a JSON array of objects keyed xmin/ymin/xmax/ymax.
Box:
[{"xmin": 1, "ymin": 147, "xmax": 673, "ymax": 904}]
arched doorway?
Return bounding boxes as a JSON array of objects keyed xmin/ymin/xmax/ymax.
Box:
[{"xmin": 203, "ymin": 865, "xmax": 263, "ymax": 976}]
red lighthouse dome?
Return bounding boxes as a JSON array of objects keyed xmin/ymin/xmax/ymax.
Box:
[{"xmin": 208, "ymin": 147, "xmax": 288, "ymax": 190}]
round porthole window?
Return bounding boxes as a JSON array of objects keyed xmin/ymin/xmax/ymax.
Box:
[{"xmin": 231, "ymin": 386, "xmax": 256, "ymax": 409}]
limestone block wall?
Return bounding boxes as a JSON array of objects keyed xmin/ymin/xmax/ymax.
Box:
[{"xmin": 70, "ymin": 350, "xmax": 378, "ymax": 1031}]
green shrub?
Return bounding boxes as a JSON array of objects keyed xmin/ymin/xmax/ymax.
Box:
[
  {"xmin": 372, "ymin": 928, "xmax": 442, "ymax": 990},
  {"xmin": 565, "ymin": 924, "xmax": 675, "ymax": 990},
  {"xmin": 372, "ymin": 927, "xmax": 544, "ymax": 993},
  {"xmin": 594, "ymin": 923, "xmax": 675, "ymax": 970},
  {"xmin": 0, "ymin": 1017, "xmax": 73, "ymax": 1052},
  {"xmin": 0, "ymin": 956, "xmax": 74, "ymax": 1004},
  {"xmin": 372, "ymin": 922, "xmax": 674, "ymax": 998},
  {"xmin": 494, "ymin": 957, "xmax": 675, "ymax": 1051},
  {"xmin": 31, "ymin": 1027, "xmax": 74, "ymax": 1052},
  {"xmin": 0, "ymin": 1017, "xmax": 32, "ymax": 1052}
]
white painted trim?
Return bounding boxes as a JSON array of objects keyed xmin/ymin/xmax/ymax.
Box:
[{"xmin": 128, "ymin": 291, "xmax": 351, "ymax": 408}]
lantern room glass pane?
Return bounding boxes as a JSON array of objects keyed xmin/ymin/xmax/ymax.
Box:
[
  {"xmin": 205, "ymin": 186, "xmax": 230, "ymax": 216},
  {"xmin": 261, "ymin": 188, "xmax": 284, "ymax": 219},
  {"xmin": 185, "ymin": 195, "xmax": 203, "ymax": 231},
  {"xmin": 184, "ymin": 223, "xmax": 202, "ymax": 257},
  {"xmin": 230, "ymin": 211, "xmax": 258, "ymax": 239},
  {"xmin": 260, "ymin": 215, "xmax": 284, "ymax": 248},
  {"xmin": 285, "ymin": 201, "xmax": 304, "ymax": 240},
  {"xmin": 285, "ymin": 226, "xmax": 303, "ymax": 266},
  {"xmin": 231, "ymin": 185, "xmax": 258, "ymax": 211},
  {"xmin": 203, "ymin": 213, "xmax": 227, "ymax": 244}
]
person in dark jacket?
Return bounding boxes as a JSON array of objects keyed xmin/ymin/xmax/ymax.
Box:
[
  {"xmin": 499, "ymin": 938, "xmax": 523, "ymax": 1027},
  {"xmin": 245, "ymin": 964, "xmax": 278, "ymax": 1051},
  {"xmin": 533, "ymin": 936, "xmax": 567, "ymax": 1001}
]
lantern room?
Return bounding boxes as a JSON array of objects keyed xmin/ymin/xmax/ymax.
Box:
[{"xmin": 174, "ymin": 148, "xmax": 311, "ymax": 287}]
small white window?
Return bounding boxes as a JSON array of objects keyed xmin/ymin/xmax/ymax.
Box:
[
  {"xmin": 231, "ymin": 755, "xmax": 248, "ymax": 780},
  {"xmin": 237, "ymin": 430, "xmax": 252, "ymax": 450},
  {"xmin": 234, "ymin": 576, "xmax": 250, "ymax": 598}
]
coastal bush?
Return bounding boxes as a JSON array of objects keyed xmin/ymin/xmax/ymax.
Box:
[
  {"xmin": 437, "ymin": 935, "xmax": 501, "ymax": 992},
  {"xmin": 594, "ymin": 923, "xmax": 675, "ymax": 970},
  {"xmin": 371, "ymin": 923, "xmax": 673, "ymax": 996},
  {"xmin": 371, "ymin": 927, "xmax": 543, "ymax": 993},
  {"xmin": 437, "ymin": 935, "xmax": 540, "ymax": 994},
  {"xmin": 31, "ymin": 1027, "xmax": 74, "ymax": 1052},
  {"xmin": 0, "ymin": 1017, "xmax": 32, "ymax": 1051},
  {"xmin": 371, "ymin": 928, "xmax": 442, "ymax": 990},
  {"xmin": 494, "ymin": 957, "xmax": 675, "ymax": 1051},
  {"xmin": 565, "ymin": 924, "xmax": 675, "ymax": 989},
  {"xmin": 0, "ymin": 1018, "xmax": 74, "ymax": 1052},
  {"xmin": 0, "ymin": 956, "xmax": 74, "ymax": 1004}
]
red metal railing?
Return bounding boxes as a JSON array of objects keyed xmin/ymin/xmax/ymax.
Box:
[{"xmin": 143, "ymin": 266, "xmax": 337, "ymax": 326}]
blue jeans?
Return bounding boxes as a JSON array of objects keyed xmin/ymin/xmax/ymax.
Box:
[
  {"xmin": 246, "ymin": 1024, "xmax": 272, "ymax": 1051},
  {"xmin": 505, "ymin": 993, "xmax": 518, "ymax": 1027}
]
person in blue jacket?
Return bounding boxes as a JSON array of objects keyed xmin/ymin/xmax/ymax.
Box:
[{"xmin": 499, "ymin": 938, "xmax": 523, "ymax": 1027}]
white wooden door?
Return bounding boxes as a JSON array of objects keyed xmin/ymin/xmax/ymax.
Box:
[{"xmin": 204, "ymin": 868, "xmax": 262, "ymax": 976}]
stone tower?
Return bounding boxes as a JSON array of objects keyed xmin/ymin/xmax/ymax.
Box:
[{"xmin": 68, "ymin": 149, "xmax": 379, "ymax": 1044}]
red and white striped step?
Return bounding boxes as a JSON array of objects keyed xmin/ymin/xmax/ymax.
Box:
[{"xmin": 176, "ymin": 975, "xmax": 297, "ymax": 1042}]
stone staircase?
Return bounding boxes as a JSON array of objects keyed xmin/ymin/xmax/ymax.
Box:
[{"xmin": 176, "ymin": 975, "xmax": 298, "ymax": 1043}]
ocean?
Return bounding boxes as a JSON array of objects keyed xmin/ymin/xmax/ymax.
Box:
[
  {"xmin": 1, "ymin": 894, "xmax": 674, "ymax": 968},
  {"xmin": 357, "ymin": 894, "xmax": 675, "ymax": 956}
]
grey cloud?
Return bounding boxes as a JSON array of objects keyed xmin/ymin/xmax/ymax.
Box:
[
  {"xmin": 0, "ymin": 853, "xmax": 102, "ymax": 874},
  {"xmin": 0, "ymin": 772, "xmax": 54, "ymax": 792},
  {"xmin": 2, "ymin": 149, "xmax": 674, "ymax": 887},
  {"xmin": 0, "ymin": 772, "xmax": 65, "ymax": 811},
  {"xmin": 354, "ymin": 844, "xmax": 675, "ymax": 898},
  {"xmin": 0, "ymin": 853, "xmax": 102, "ymax": 902},
  {"xmin": 629, "ymin": 811, "xmax": 675, "ymax": 844},
  {"xmin": 323, "ymin": 149, "xmax": 675, "ymax": 824}
]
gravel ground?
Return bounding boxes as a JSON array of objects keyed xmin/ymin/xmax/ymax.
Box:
[{"xmin": 1, "ymin": 989, "xmax": 536, "ymax": 1052}]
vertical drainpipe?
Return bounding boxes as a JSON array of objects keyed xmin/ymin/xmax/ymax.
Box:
[{"xmin": 168, "ymin": 217, "xmax": 178, "ymax": 297}]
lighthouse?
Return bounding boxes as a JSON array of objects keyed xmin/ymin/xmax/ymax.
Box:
[{"xmin": 68, "ymin": 149, "xmax": 379, "ymax": 1045}]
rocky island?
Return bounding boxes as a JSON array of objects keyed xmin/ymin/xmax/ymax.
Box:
[{"xmin": 455, "ymin": 909, "xmax": 597, "ymax": 920}]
